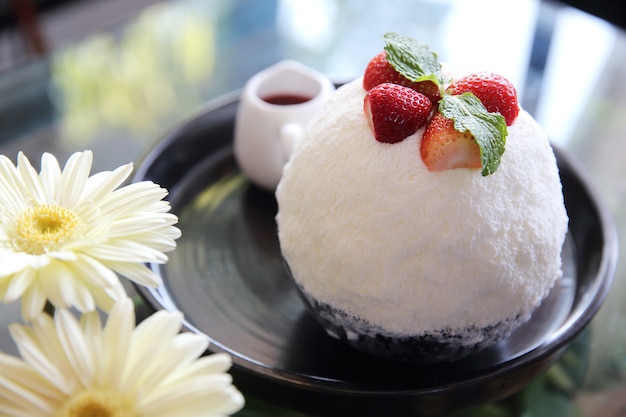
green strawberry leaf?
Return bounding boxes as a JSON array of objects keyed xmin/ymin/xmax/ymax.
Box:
[
  {"xmin": 382, "ymin": 32, "xmax": 445, "ymax": 89},
  {"xmin": 438, "ymin": 93, "xmax": 508, "ymax": 176}
]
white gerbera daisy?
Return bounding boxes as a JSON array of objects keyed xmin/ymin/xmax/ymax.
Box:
[
  {"xmin": 0, "ymin": 298, "xmax": 245, "ymax": 417},
  {"xmin": 0, "ymin": 150, "xmax": 181, "ymax": 320}
]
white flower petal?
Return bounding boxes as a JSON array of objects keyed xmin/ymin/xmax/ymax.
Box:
[
  {"xmin": 108, "ymin": 216, "xmax": 178, "ymax": 238},
  {"xmin": 140, "ymin": 201, "xmax": 174, "ymax": 214},
  {"xmin": 71, "ymin": 282, "xmax": 97, "ymax": 313},
  {"xmin": 104, "ymin": 260, "xmax": 162, "ymax": 287},
  {"xmin": 9, "ymin": 321, "xmax": 67, "ymax": 389},
  {"xmin": 97, "ymin": 182, "xmax": 169, "ymax": 219},
  {"xmin": 127, "ymin": 333, "xmax": 209, "ymax": 392},
  {"xmin": 85, "ymin": 240, "xmax": 168, "ymax": 263},
  {"xmin": 39, "ymin": 152, "xmax": 62, "ymax": 201},
  {"xmin": 29, "ymin": 313, "xmax": 86, "ymax": 392},
  {"xmin": 21, "ymin": 253, "xmax": 51, "ymax": 269},
  {"xmin": 154, "ymin": 367, "xmax": 235, "ymax": 403},
  {"xmin": 31, "ymin": 259, "xmax": 101, "ymax": 313},
  {"xmin": 0, "ymin": 395, "xmax": 52, "ymax": 417},
  {"xmin": 0, "ymin": 276, "xmax": 9, "ymax": 299},
  {"xmin": 20, "ymin": 284, "xmax": 47, "ymax": 321},
  {"xmin": 122, "ymin": 310, "xmax": 183, "ymax": 390},
  {"xmin": 164, "ymin": 224, "xmax": 183, "ymax": 239},
  {"xmin": 122, "ymin": 231, "xmax": 179, "ymax": 253},
  {"xmin": 67, "ymin": 253, "xmax": 120, "ymax": 288},
  {"xmin": 81, "ymin": 163, "xmax": 133, "ymax": 204},
  {"xmin": 79, "ymin": 310, "xmax": 102, "ymax": 341},
  {"xmin": 132, "ymin": 310, "xmax": 184, "ymax": 345},
  {"xmin": 73, "ymin": 281, "xmax": 125, "ymax": 315},
  {"xmin": 47, "ymin": 250, "xmax": 79, "ymax": 262},
  {"xmin": 97, "ymin": 280, "xmax": 128, "ymax": 311},
  {"xmin": 78, "ymin": 310, "xmax": 103, "ymax": 367},
  {"xmin": 0, "ymin": 401, "xmax": 43, "ymax": 417},
  {"xmin": 56, "ymin": 151, "xmax": 92, "ymax": 208},
  {"xmin": 0, "ymin": 182, "xmax": 26, "ymax": 214},
  {"xmin": 142, "ymin": 380, "xmax": 244, "ymax": 417},
  {"xmin": 16, "ymin": 152, "xmax": 46, "ymax": 204},
  {"xmin": 4, "ymin": 267, "xmax": 36, "ymax": 302},
  {"xmin": 0, "ymin": 352, "xmax": 61, "ymax": 401},
  {"xmin": 182, "ymin": 352, "xmax": 234, "ymax": 376},
  {"xmin": 37, "ymin": 261, "xmax": 73, "ymax": 308},
  {"xmin": 99, "ymin": 298, "xmax": 134, "ymax": 386},
  {"xmin": 56, "ymin": 309, "xmax": 95, "ymax": 387},
  {"xmin": 57, "ymin": 270, "xmax": 81, "ymax": 308},
  {"xmin": 0, "ymin": 154, "xmax": 28, "ymax": 210}
]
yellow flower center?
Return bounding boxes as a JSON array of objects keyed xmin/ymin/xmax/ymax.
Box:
[
  {"xmin": 54, "ymin": 388, "xmax": 137, "ymax": 417},
  {"xmin": 12, "ymin": 205, "xmax": 80, "ymax": 255}
]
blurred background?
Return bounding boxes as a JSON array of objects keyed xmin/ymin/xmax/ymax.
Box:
[
  {"xmin": 0, "ymin": 1, "xmax": 625, "ymax": 416},
  {"xmin": 0, "ymin": 0, "xmax": 623, "ymax": 151},
  {"xmin": 0, "ymin": 0, "xmax": 623, "ymax": 153}
]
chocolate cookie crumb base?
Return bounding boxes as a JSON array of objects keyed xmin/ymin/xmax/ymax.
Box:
[{"xmin": 297, "ymin": 285, "xmax": 523, "ymax": 363}]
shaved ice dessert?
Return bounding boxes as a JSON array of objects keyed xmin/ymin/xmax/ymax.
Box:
[{"xmin": 275, "ymin": 33, "xmax": 568, "ymax": 362}]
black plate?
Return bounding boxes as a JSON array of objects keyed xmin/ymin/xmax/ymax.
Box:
[{"xmin": 133, "ymin": 91, "xmax": 618, "ymax": 417}]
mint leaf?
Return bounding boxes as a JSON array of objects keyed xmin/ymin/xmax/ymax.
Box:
[
  {"xmin": 382, "ymin": 32, "xmax": 445, "ymax": 89},
  {"xmin": 438, "ymin": 93, "xmax": 508, "ymax": 176}
]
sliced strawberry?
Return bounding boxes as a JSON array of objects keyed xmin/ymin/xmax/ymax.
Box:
[
  {"xmin": 420, "ymin": 113, "xmax": 481, "ymax": 171},
  {"xmin": 446, "ymin": 72, "xmax": 519, "ymax": 126},
  {"xmin": 363, "ymin": 51, "xmax": 441, "ymax": 105},
  {"xmin": 364, "ymin": 83, "xmax": 432, "ymax": 144}
]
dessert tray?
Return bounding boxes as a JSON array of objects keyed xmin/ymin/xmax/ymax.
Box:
[{"xmin": 133, "ymin": 91, "xmax": 617, "ymax": 417}]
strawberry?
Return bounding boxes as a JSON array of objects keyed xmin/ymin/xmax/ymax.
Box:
[
  {"xmin": 364, "ymin": 83, "xmax": 432, "ymax": 144},
  {"xmin": 446, "ymin": 72, "xmax": 519, "ymax": 126},
  {"xmin": 363, "ymin": 51, "xmax": 441, "ymax": 105},
  {"xmin": 420, "ymin": 113, "xmax": 481, "ymax": 171}
]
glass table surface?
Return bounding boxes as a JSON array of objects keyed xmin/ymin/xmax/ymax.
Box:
[{"xmin": 0, "ymin": 0, "xmax": 625, "ymax": 416}]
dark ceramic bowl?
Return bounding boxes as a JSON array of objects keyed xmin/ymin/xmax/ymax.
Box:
[{"xmin": 132, "ymin": 91, "xmax": 617, "ymax": 417}]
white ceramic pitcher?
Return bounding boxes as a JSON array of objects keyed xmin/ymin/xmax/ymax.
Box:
[{"xmin": 234, "ymin": 60, "xmax": 335, "ymax": 190}]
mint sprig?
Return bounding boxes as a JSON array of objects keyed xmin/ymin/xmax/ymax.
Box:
[
  {"xmin": 382, "ymin": 32, "xmax": 445, "ymax": 93},
  {"xmin": 439, "ymin": 93, "xmax": 508, "ymax": 176}
]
